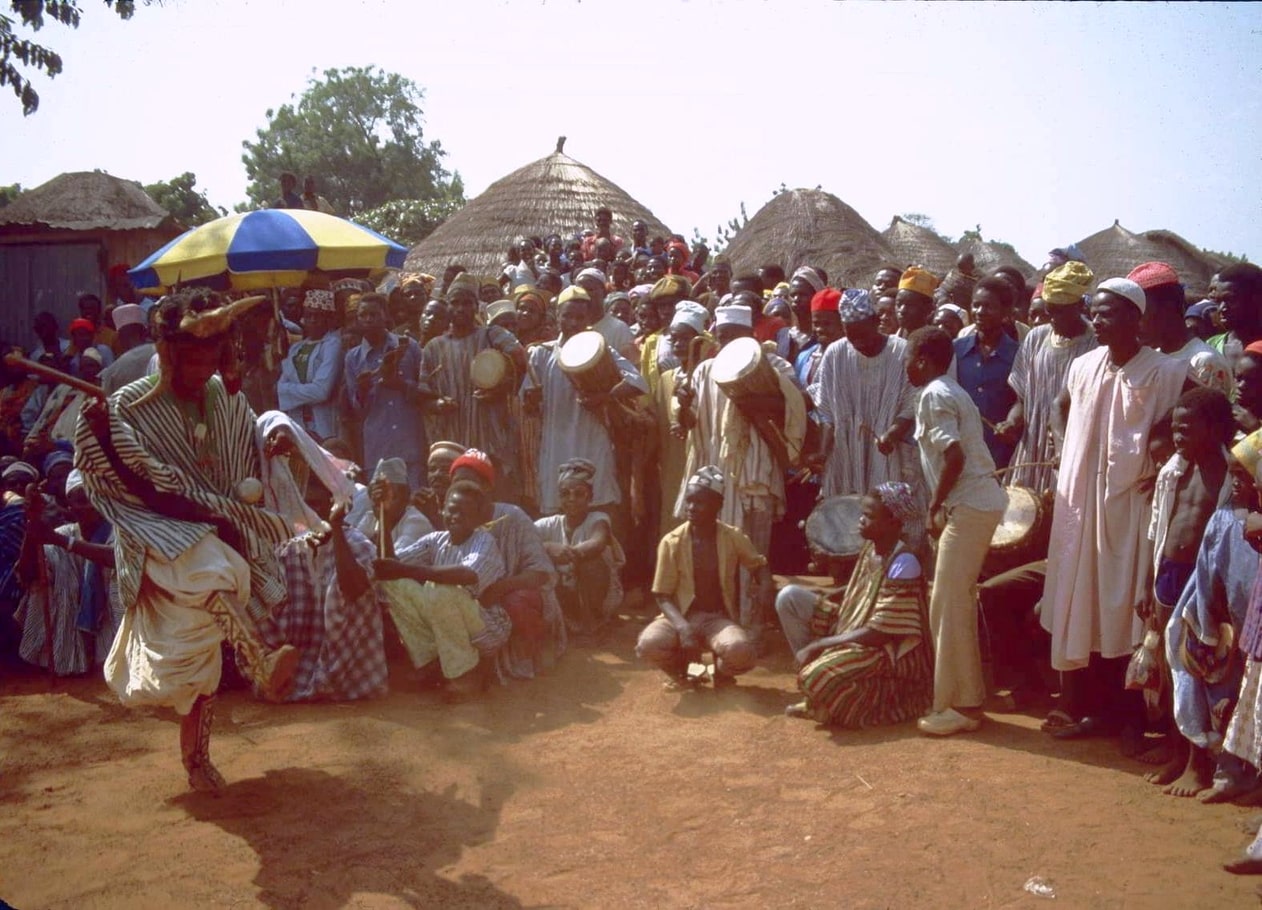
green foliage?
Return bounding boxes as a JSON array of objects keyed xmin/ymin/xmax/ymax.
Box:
[
  {"xmin": 142, "ymin": 172, "xmax": 224, "ymax": 226},
  {"xmin": 240, "ymin": 66, "xmax": 464, "ymax": 218},
  {"xmin": 901, "ymin": 212, "xmax": 936, "ymax": 231},
  {"xmin": 1203, "ymin": 248, "xmax": 1249, "ymax": 264},
  {"xmin": 1, "ymin": 1, "xmax": 138, "ymax": 115},
  {"xmin": 0, "ymin": 181, "xmax": 22, "ymax": 207},
  {"xmin": 960, "ymin": 224, "xmax": 984, "ymax": 242},
  {"xmin": 356, "ymin": 176, "xmax": 466, "ymax": 246}
]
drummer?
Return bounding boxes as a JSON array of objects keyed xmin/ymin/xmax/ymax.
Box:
[
  {"xmin": 420, "ymin": 273, "xmax": 527, "ymax": 503},
  {"xmin": 675, "ymin": 300, "xmax": 806, "ymax": 646},
  {"xmin": 522, "ymin": 287, "xmax": 648, "ymax": 521}
]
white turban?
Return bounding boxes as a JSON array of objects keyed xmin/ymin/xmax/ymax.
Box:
[
  {"xmin": 670, "ymin": 301, "xmax": 709, "ymax": 335},
  {"xmin": 713, "ymin": 304, "xmax": 752, "ymax": 328},
  {"xmin": 1097, "ymin": 277, "xmax": 1147, "ymax": 314}
]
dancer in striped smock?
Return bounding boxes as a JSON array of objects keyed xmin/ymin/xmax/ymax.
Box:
[{"xmin": 777, "ymin": 482, "xmax": 932, "ymax": 728}]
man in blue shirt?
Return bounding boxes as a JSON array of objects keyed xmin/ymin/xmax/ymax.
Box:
[{"xmin": 953, "ymin": 276, "xmax": 1020, "ymax": 469}]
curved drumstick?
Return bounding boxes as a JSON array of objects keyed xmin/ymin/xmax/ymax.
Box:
[{"xmin": 3, "ymin": 353, "xmax": 106, "ymax": 400}]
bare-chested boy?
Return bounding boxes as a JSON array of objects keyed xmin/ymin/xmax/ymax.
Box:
[{"xmin": 1145, "ymin": 387, "xmax": 1235, "ymax": 795}]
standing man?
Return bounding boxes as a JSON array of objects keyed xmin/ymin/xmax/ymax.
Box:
[
  {"xmin": 301, "ymin": 175, "xmax": 335, "ymax": 214},
  {"xmin": 1130, "ymin": 261, "xmax": 1233, "ymax": 396},
  {"xmin": 952, "ymin": 276, "xmax": 1020, "ymax": 469},
  {"xmin": 278, "ymin": 289, "xmax": 342, "ymax": 442},
  {"xmin": 421, "ymin": 273, "xmax": 526, "ymax": 499},
  {"xmin": 344, "ymin": 293, "xmax": 428, "ymax": 489},
  {"xmin": 904, "ymin": 326, "xmax": 1006, "ymax": 736},
  {"xmin": 1041, "ymin": 278, "xmax": 1189, "ymax": 743},
  {"xmin": 895, "ymin": 267, "xmax": 940, "ymax": 338},
  {"xmin": 810, "ymin": 289, "xmax": 918, "ymax": 500},
  {"xmin": 272, "ymin": 171, "xmax": 304, "ymax": 209},
  {"xmin": 574, "ymin": 269, "xmax": 636, "ymax": 359},
  {"xmin": 74, "ymin": 288, "xmax": 299, "ymax": 792}
]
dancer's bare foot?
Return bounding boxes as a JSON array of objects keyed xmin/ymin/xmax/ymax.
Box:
[
  {"xmin": 1163, "ymin": 746, "xmax": 1213, "ymax": 797},
  {"xmin": 260, "ymin": 644, "xmax": 299, "ymax": 702}
]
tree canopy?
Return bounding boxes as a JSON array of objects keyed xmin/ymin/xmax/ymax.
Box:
[
  {"xmin": 1, "ymin": 1, "xmax": 138, "ymax": 115},
  {"xmin": 240, "ymin": 66, "xmax": 465, "ymax": 220},
  {"xmin": 143, "ymin": 172, "xmax": 224, "ymax": 226}
]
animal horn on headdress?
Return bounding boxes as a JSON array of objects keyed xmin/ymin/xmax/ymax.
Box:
[{"xmin": 178, "ymin": 294, "xmax": 270, "ymax": 339}]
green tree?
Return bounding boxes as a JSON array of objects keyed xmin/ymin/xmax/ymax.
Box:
[
  {"xmin": 143, "ymin": 172, "xmax": 224, "ymax": 226},
  {"xmin": 1, "ymin": 1, "xmax": 140, "ymax": 115},
  {"xmin": 0, "ymin": 181, "xmax": 21, "ymax": 207},
  {"xmin": 240, "ymin": 66, "xmax": 464, "ymax": 217},
  {"xmin": 357, "ymin": 174, "xmax": 465, "ymax": 246}
]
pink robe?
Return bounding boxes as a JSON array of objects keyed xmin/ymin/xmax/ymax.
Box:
[{"xmin": 1040, "ymin": 346, "xmax": 1186, "ymax": 671}]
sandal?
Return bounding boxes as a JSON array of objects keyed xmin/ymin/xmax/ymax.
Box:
[
  {"xmin": 1039, "ymin": 709, "xmax": 1075, "ymax": 733},
  {"xmin": 1050, "ymin": 715, "xmax": 1107, "ymax": 739}
]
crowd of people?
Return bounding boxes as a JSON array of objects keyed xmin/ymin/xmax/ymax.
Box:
[{"xmin": 4, "ymin": 200, "xmax": 1262, "ymax": 874}]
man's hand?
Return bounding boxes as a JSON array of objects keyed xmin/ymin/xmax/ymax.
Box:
[
  {"xmin": 992, "ymin": 419, "xmax": 1022, "ymax": 446},
  {"xmin": 795, "ymin": 642, "xmax": 823, "ymax": 666},
  {"xmin": 578, "ymin": 390, "xmax": 609, "ymax": 412},
  {"xmin": 368, "ymin": 476, "xmax": 390, "ymax": 506},
  {"xmin": 875, "ymin": 432, "xmax": 896, "ymax": 456},
  {"xmin": 329, "ymin": 499, "xmax": 347, "ymax": 528},
  {"xmin": 372, "ymin": 557, "xmax": 409, "ymax": 580},
  {"xmin": 523, "ymin": 387, "xmax": 543, "ymax": 417},
  {"xmin": 430, "ymin": 396, "xmax": 458, "ymax": 414},
  {"xmin": 928, "ymin": 503, "xmax": 947, "ymax": 539},
  {"xmin": 1245, "ymin": 512, "xmax": 1262, "ymax": 553}
]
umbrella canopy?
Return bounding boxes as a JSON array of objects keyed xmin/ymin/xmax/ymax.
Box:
[{"xmin": 128, "ymin": 209, "xmax": 407, "ymax": 292}]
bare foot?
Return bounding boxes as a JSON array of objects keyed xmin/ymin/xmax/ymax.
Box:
[
  {"xmin": 1144, "ymin": 753, "xmax": 1185, "ymax": 786},
  {"xmin": 1163, "ymin": 747, "xmax": 1214, "ymax": 797},
  {"xmin": 1201, "ymin": 781, "xmax": 1261, "ymax": 805}
]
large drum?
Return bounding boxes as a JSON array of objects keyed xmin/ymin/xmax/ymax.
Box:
[
  {"xmin": 711, "ymin": 336, "xmax": 781, "ymax": 402},
  {"xmin": 982, "ymin": 485, "xmax": 1051, "ymax": 578},
  {"xmin": 558, "ymin": 330, "xmax": 621, "ymax": 395},
  {"xmin": 471, "ymin": 349, "xmax": 512, "ymax": 392},
  {"xmin": 804, "ymin": 494, "xmax": 866, "ymax": 580}
]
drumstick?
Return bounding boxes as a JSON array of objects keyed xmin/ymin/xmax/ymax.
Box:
[
  {"xmin": 378, "ymin": 501, "xmax": 387, "ymax": 558},
  {"xmin": 991, "ymin": 460, "xmax": 1058, "ymax": 479},
  {"xmin": 3, "ymin": 353, "xmax": 107, "ymax": 401}
]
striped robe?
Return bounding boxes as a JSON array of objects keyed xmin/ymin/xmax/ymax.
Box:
[
  {"xmin": 73, "ymin": 374, "xmax": 291, "ymax": 619},
  {"xmin": 798, "ymin": 541, "xmax": 932, "ymax": 728}
]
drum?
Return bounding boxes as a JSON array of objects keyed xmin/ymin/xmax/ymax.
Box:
[
  {"xmin": 470, "ymin": 349, "xmax": 512, "ymax": 392},
  {"xmin": 804, "ymin": 494, "xmax": 866, "ymax": 580},
  {"xmin": 558, "ymin": 330, "xmax": 621, "ymax": 395},
  {"xmin": 710, "ymin": 336, "xmax": 781, "ymax": 401},
  {"xmin": 982, "ymin": 485, "xmax": 1051, "ymax": 578}
]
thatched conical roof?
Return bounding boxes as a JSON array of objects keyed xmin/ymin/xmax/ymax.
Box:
[
  {"xmin": 0, "ymin": 170, "xmax": 172, "ymax": 231},
  {"xmin": 1076, "ymin": 220, "xmax": 1220, "ymax": 299},
  {"xmin": 955, "ymin": 236, "xmax": 1034, "ymax": 278},
  {"xmin": 723, "ymin": 188, "xmax": 896, "ymax": 290},
  {"xmin": 404, "ymin": 138, "xmax": 671, "ymax": 277},
  {"xmin": 881, "ymin": 216, "xmax": 959, "ymax": 276}
]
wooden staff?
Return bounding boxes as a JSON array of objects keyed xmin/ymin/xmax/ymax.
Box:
[
  {"xmin": 3, "ymin": 353, "xmax": 107, "ymax": 400},
  {"xmin": 378, "ymin": 501, "xmax": 387, "ymax": 559}
]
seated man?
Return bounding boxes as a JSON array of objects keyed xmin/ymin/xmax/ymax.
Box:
[
  {"xmin": 449, "ymin": 448, "xmax": 565, "ymax": 678},
  {"xmin": 535, "ymin": 459, "xmax": 625, "ymax": 639},
  {"xmin": 373, "ymin": 481, "xmax": 511, "ymax": 694},
  {"xmin": 348, "ymin": 456, "xmax": 433, "ymax": 551},
  {"xmin": 776, "ymin": 482, "xmax": 932, "ymax": 727},
  {"xmin": 635, "ymin": 466, "xmax": 765, "ymax": 690}
]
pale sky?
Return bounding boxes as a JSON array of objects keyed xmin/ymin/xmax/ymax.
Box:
[{"xmin": 3, "ymin": 0, "xmax": 1260, "ymax": 267}]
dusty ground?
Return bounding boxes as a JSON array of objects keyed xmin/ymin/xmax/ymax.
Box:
[{"xmin": 2, "ymin": 597, "xmax": 1261, "ymax": 910}]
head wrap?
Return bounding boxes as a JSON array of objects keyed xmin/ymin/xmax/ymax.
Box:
[
  {"xmin": 838, "ymin": 289, "xmax": 876, "ymax": 324},
  {"xmin": 371, "ymin": 457, "xmax": 409, "ymax": 487},
  {"xmin": 397, "ymin": 273, "xmax": 434, "ymax": 295},
  {"xmin": 1185, "ymin": 299, "xmax": 1218, "ymax": 320},
  {"xmin": 1046, "ymin": 243, "xmax": 1086, "ymax": 267},
  {"xmin": 935, "ymin": 303, "xmax": 968, "ymax": 322},
  {"xmin": 451, "ymin": 448, "xmax": 496, "ymax": 486},
  {"xmin": 558, "ymin": 458, "xmax": 597, "ymax": 487},
  {"xmin": 2, "ymin": 461, "xmax": 38, "ymax": 485},
  {"xmin": 557, "ymin": 285, "xmax": 591, "ymax": 307},
  {"xmin": 80, "ymin": 346, "xmax": 103, "ymax": 365},
  {"xmin": 770, "ymin": 281, "xmax": 791, "ymax": 300},
  {"xmin": 1127, "ymin": 261, "xmax": 1181, "ymax": 291},
  {"xmin": 809, "ymin": 288, "xmax": 841, "ymax": 313},
  {"xmin": 1097, "ymin": 277, "xmax": 1147, "ymax": 315},
  {"xmin": 112, "ymin": 303, "xmax": 144, "ymax": 329},
  {"xmin": 687, "ymin": 465, "xmax": 725, "ymax": 497},
  {"xmin": 64, "ymin": 468, "xmax": 84, "ymax": 495},
  {"xmin": 447, "ymin": 273, "xmax": 480, "ymax": 299},
  {"xmin": 628, "ymin": 283, "xmax": 655, "ymax": 302},
  {"xmin": 1246, "ymin": 340, "xmax": 1262, "ymax": 358},
  {"xmin": 666, "ymin": 239, "xmax": 690, "ymax": 258},
  {"xmin": 69, "ymin": 317, "xmax": 95, "ymax": 334},
  {"xmin": 42, "ymin": 449, "xmax": 73, "ymax": 476},
  {"xmin": 303, "ymin": 289, "xmax": 335, "ymax": 312},
  {"xmin": 1041, "ymin": 261, "xmax": 1095, "ymax": 307},
  {"xmin": 714, "ymin": 304, "xmax": 753, "ymax": 328},
  {"xmin": 792, "ymin": 267, "xmax": 825, "ymax": 294},
  {"xmin": 428, "ymin": 440, "xmax": 467, "ymax": 464},
  {"xmin": 649, "ymin": 274, "xmax": 692, "ymax": 301},
  {"xmin": 513, "ymin": 286, "xmax": 548, "ymax": 310},
  {"xmin": 604, "ymin": 291, "xmax": 630, "ymax": 312},
  {"xmin": 333, "ymin": 278, "xmax": 374, "ymax": 295},
  {"xmin": 107, "ymin": 263, "xmax": 132, "ymax": 281},
  {"xmin": 897, "ymin": 267, "xmax": 940, "ymax": 299},
  {"xmin": 575, "ymin": 268, "xmax": 607, "ymax": 288},
  {"xmin": 670, "ymin": 300, "xmax": 709, "ymax": 334},
  {"xmin": 874, "ymin": 481, "xmax": 918, "ymax": 526},
  {"xmin": 485, "ymin": 299, "xmax": 516, "ymax": 324}
]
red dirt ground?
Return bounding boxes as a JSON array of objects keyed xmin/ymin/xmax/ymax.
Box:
[{"xmin": 2, "ymin": 597, "xmax": 1260, "ymax": 909}]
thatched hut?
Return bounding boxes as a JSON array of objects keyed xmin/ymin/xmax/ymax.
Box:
[
  {"xmin": 404, "ymin": 138, "xmax": 672, "ymax": 278},
  {"xmin": 1076, "ymin": 220, "xmax": 1221, "ymax": 300},
  {"xmin": 723, "ymin": 189, "xmax": 897, "ymax": 291},
  {"xmin": 881, "ymin": 216, "xmax": 958, "ymax": 276},
  {"xmin": 0, "ymin": 171, "xmax": 183, "ymax": 344},
  {"xmin": 955, "ymin": 236, "xmax": 1035, "ymax": 278}
]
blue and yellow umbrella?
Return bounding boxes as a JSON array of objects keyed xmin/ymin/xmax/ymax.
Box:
[{"xmin": 128, "ymin": 209, "xmax": 407, "ymax": 293}]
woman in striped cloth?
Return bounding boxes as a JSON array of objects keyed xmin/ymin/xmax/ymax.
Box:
[{"xmin": 775, "ymin": 482, "xmax": 932, "ymax": 727}]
